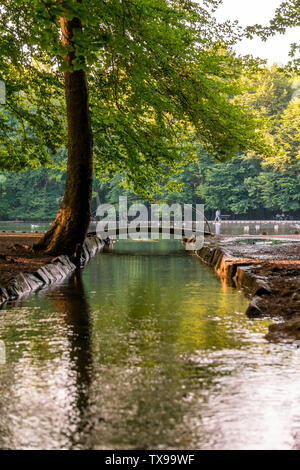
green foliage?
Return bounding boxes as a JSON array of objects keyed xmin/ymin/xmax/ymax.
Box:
[
  {"xmin": 88, "ymin": 0, "xmax": 270, "ymax": 196},
  {"xmin": 0, "ymin": 167, "xmax": 65, "ymax": 219},
  {"xmin": 1, "ymin": 66, "xmax": 299, "ymax": 220},
  {"xmin": 246, "ymin": 0, "xmax": 300, "ymax": 71},
  {"xmin": 0, "ymin": 0, "xmax": 67, "ymax": 171},
  {"xmin": 195, "ymin": 153, "xmax": 263, "ymax": 214},
  {"xmin": 0, "ymin": 3, "xmax": 298, "ymax": 218},
  {"xmin": 240, "ymin": 65, "xmax": 293, "ymax": 118},
  {"xmin": 0, "ymin": 0, "xmax": 273, "ymax": 197},
  {"xmin": 246, "ymin": 167, "xmax": 300, "ymax": 213}
]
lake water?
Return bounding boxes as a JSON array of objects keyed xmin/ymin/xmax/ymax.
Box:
[
  {"xmin": 0, "ymin": 240, "xmax": 300, "ymax": 450},
  {"xmin": 210, "ymin": 221, "xmax": 300, "ymax": 236},
  {"xmin": 0, "ymin": 220, "xmax": 299, "ymax": 236}
]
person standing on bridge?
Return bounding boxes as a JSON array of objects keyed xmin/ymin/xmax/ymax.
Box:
[{"xmin": 215, "ymin": 209, "xmax": 222, "ymax": 223}]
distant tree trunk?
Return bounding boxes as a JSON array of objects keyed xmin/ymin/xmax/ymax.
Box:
[{"xmin": 34, "ymin": 12, "xmax": 93, "ymax": 257}]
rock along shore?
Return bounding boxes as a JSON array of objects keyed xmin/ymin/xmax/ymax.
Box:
[
  {"xmin": 195, "ymin": 237, "xmax": 300, "ymax": 344},
  {"xmin": 0, "ymin": 233, "xmax": 106, "ymax": 306}
]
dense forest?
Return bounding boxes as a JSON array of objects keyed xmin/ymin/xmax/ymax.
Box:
[{"xmin": 0, "ymin": 66, "xmax": 299, "ymax": 221}]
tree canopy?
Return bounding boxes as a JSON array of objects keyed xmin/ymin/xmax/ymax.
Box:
[
  {"xmin": 0, "ymin": 0, "xmax": 272, "ymax": 197},
  {"xmin": 1, "ymin": 66, "xmax": 299, "ymax": 219}
]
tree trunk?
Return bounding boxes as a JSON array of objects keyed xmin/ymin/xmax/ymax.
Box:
[{"xmin": 34, "ymin": 11, "xmax": 93, "ymax": 257}]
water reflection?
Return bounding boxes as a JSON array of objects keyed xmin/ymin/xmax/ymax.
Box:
[
  {"xmin": 0, "ymin": 241, "xmax": 300, "ymax": 449},
  {"xmin": 0, "ymin": 272, "xmax": 94, "ymax": 449},
  {"xmin": 50, "ymin": 272, "xmax": 94, "ymax": 449}
]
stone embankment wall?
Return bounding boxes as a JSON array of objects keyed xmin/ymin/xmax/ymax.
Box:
[
  {"xmin": 195, "ymin": 242, "xmax": 300, "ymax": 343},
  {"xmin": 195, "ymin": 245, "xmax": 271, "ymax": 303},
  {"xmin": 0, "ymin": 235, "xmax": 105, "ymax": 305}
]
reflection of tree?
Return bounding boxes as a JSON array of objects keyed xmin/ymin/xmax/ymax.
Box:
[
  {"xmin": 0, "ymin": 271, "xmax": 94, "ymax": 449},
  {"xmin": 49, "ymin": 271, "xmax": 93, "ymax": 449}
]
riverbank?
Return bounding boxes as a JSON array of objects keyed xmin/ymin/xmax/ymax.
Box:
[
  {"xmin": 0, "ymin": 233, "xmax": 51, "ymax": 285},
  {"xmin": 196, "ymin": 236, "xmax": 300, "ymax": 343},
  {"xmin": 1, "ymin": 232, "xmax": 299, "ymax": 343},
  {"xmin": 0, "ymin": 232, "xmax": 105, "ymax": 304}
]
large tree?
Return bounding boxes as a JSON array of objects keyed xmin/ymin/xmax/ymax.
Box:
[{"xmin": 0, "ymin": 0, "xmax": 271, "ymax": 255}]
